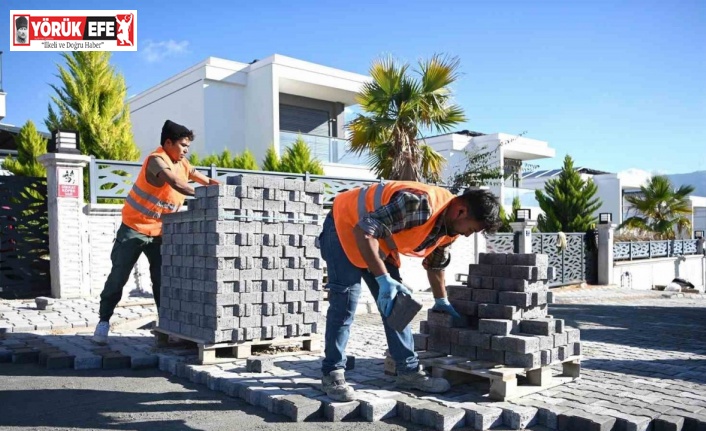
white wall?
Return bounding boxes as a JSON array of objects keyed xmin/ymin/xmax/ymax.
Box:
[
  {"xmin": 397, "ymin": 235, "xmax": 476, "ymax": 292},
  {"xmin": 690, "ymin": 197, "xmax": 706, "ymax": 236},
  {"xmin": 614, "ymin": 255, "xmax": 705, "ymax": 291},
  {"xmin": 425, "ymin": 134, "xmax": 474, "ymax": 183},
  {"xmin": 203, "ymin": 80, "xmax": 247, "ymax": 157},
  {"xmin": 694, "ymin": 207, "xmax": 706, "ymax": 233},
  {"xmin": 322, "ymin": 163, "xmax": 377, "ymax": 179},
  {"xmin": 129, "ymin": 80, "xmax": 206, "ymax": 159},
  {"xmin": 83, "ymin": 205, "xmax": 154, "ymax": 300},
  {"xmin": 592, "ymin": 174, "xmax": 623, "ymax": 224},
  {"xmin": 244, "ymin": 64, "xmax": 277, "ymax": 164}
]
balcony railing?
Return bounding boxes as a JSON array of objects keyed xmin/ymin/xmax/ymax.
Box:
[
  {"xmin": 504, "ymin": 186, "xmax": 539, "ymax": 207},
  {"xmin": 280, "ymin": 131, "xmax": 367, "ymax": 166}
]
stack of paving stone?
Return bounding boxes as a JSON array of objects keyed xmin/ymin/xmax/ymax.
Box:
[
  {"xmin": 414, "ymin": 252, "xmax": 581, "ymax": 369},
  {"xmin": 157, "ymin": 174, "xmax": 325, "ymax": 344},
  {"xmin": 0, "ymin": 332, "xmax": 158, "ymax": 370}
]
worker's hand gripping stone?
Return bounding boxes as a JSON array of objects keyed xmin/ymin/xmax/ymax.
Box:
[
  {"xmin": 375, "ymin": 273, "xmax": 411, "ymax": 317},
  {"xmin": 387, "ymin": 291, "xmax": 424, "ymax": 332}
]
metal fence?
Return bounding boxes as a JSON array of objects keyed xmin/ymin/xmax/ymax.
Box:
[
  {"xmin": 0, "ymin": 176, "xmax": 51, "ymax": 298},
  {"xmin": 613, "ymin": 239, "xmax": 701, "ymax": 261},
  {"xmin": 88, "ymin": 157, "xmax": 382, "ymax": 207},
  {"xmin": 533, "ymin": 233, "xmax": 597, "ymax": 286},
  {"xmin": 485, "ymin": 233, "xmax": 516, "ymax": 254},
  {"xmin": 87, "ymin": 158, "xmax": 600, "ymax": 288}
]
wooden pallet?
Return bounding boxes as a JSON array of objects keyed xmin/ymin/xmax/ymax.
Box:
[
  {"xmin": 414, "ymin": 351, "xmax": 581, "ymax": 401},
  {"xmin": 152, "ymin": 327, "xmax": 322, "ymax": 365}
]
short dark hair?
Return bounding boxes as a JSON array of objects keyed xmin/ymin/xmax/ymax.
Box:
[
  {"xmin": 160, "ymin": 120, "xmax": 194, "ymax": 147},
  {"xmin": 457, "ymin": 188, "xmax": 502, "ymax": 234}
]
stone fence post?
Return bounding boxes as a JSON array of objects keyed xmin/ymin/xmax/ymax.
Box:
[
  {"xmin": 510, "ymin": 221, "xmax": 537, "ymax": 254},
  {"xmin": 38, "ymin": 153, "xmax": 91, "ymax": 298},
  {"xmin": 597, "ymin": 223, "xmax": 616, "ymax": 286}
]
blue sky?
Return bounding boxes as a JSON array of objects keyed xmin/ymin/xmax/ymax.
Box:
[{"xmin": 2, "ymin": 0, "xmax": 705, "ymax": 174}]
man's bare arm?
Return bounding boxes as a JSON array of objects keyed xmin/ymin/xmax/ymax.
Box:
[
  {"xmin": 189, "ymin": 170, "xmax": 220, "ymax": 186},
  {"xmin": 157, "ymin": 168, "xmax": 195, "ymax": 196},
  {"xmin": 427, "ymin": 269, "xmax": 447, "ymax": 299},
  {"xmin": 353, "ymin": 226, "xmax": 388, "ymax": 276}
]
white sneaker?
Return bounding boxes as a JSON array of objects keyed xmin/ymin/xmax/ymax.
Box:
[
  {"xmin": 321, "ymin": 369, "xmax": 355, "ymax": 402},
  {"xmin": 395, "ymin": 367, "xmax": 451, "ymax": 393},
  {"xmin": 93, "ymin": 321, "xmax": 110, "ymax": 344}
]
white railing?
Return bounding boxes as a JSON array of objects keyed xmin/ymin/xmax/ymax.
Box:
[{"xmin": 88, "ymin": 157, "xmax": 381, "ymax": 206}]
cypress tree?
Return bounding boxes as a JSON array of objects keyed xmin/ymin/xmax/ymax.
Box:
[
  {"xmin": 262, "ymin": 145, "xmax": 281, "ymax": 172},
  {"xmin": 233, "ymin": 149, "xmax": 259, "ymax": 170},
  {"xmin": 535, "ymin": 155, "xmax": 602, "ymax": 232},
  {"xmin": 3, "ymin": 120, "xmax": 48, "ymax": 177},
  {"xmin": 279, "ymin": 137, "xmax": 324, "ymax": 175},
  {"xmin": 45, "ymin": 52, "xmax": 139, "ymax": 161}
]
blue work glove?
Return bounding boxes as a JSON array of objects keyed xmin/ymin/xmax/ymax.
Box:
[
  {"xmin": 432, "ymin": 297, "xmax": 462, "ymax": 319},
  {"xmin": 375, "ymin": 274, "xmax": 411, "ymax": 317}
]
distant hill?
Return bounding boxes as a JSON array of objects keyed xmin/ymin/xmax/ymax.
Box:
[{"xmin": 667, "ymin": 170, "xmax": 706, "ymax": 197}]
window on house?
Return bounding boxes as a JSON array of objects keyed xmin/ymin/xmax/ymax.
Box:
[{"xmin": 279, "ymin": 104, "xmax": 331, "ymax": 136}]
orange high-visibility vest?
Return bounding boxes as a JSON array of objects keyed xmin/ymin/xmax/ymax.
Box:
[
  {"xmin": 332, "ymin": 181, "xmax": 458, "ymax": 269},
  {"xmin": 122, "ymin": 147, "xmax": 191, "ymax": 236}
]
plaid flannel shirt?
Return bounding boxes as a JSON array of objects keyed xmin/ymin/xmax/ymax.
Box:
[{"xmin": 357, "ymin": 189, "xmax": 454, "ymax": 270}]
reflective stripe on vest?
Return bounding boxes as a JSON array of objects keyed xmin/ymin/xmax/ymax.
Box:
[
  {"xmin": 130, "ymin": 183, "xmax": 179, "ymax": 212},
  {"xmin": 125, "ymin": 194, "xmax": 162, "ymax": 219},
  {"xmin": 357, "ymin": 184, "xmax": 398, "ymax": 260},
  {"xmin": 121, "ymin": 148, "xmax": 190, "ymax": 236}
]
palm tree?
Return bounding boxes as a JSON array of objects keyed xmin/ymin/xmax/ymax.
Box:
[
  {"xmin": 619, "ymin": 175, "xmax": 694, "ymax": 239},
  {"xmin": 347, "ymin": 54, "xmax": 466, "ymax": 182}
]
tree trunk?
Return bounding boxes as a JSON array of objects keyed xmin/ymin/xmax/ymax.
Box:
[{"xmin": 391, "ymin": 149, "xmax": 419, "ymax": 181}]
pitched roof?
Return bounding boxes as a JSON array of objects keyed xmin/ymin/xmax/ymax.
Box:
[{"xmin": 522, "ymin": 166, "xmax": 613, "ymax": 179}]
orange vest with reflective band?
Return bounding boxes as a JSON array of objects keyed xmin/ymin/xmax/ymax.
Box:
[
  {"xmin": 122, "ymin": 147, "xmax": 191, "ymax": 236},
  {"xmin": 332, "ymin": 181, "xmax": 458, "ymax": 269}
]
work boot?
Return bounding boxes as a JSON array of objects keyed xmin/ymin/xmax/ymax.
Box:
[
  {"xmin": 93, "ymin": 321, "xmax": 110, "ymax": 345},
  {"xmin": 395, "ymin": 367, "xmax": 450, "ymax": 393},
  {"xmin": 321, "ymin": 369, "xmax": 355, "ymax": 402}
]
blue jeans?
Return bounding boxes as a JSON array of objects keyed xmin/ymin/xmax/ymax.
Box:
[{"xmin": 319, "ymin": 212, "xmax": 419, "ymax": 376}]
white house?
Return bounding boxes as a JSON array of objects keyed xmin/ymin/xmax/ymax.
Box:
[
  {"xmin": 425, "ymin": 130, "xmax": 556, "ymax": 215},
  {"xmin": 690, "ymin": 196, "xmax": 706, "ymax": 237},
  {"xmin": 128, "ymin": 54, "xmax": 375, "ymax": 179},
  {"xmin": 522, "ymin": 168, "xmax": 706, "ymax": 237},
  {"xmin": 522, "ymin": 168, "xmax": 644, "ymax": 225}
]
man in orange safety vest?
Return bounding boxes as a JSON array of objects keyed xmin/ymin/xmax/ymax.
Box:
[
  {"xmin": 93, "ymin": 120, "xmax": 220, "ymax": 344},
  {"xmin": 319, "ymin": 181, "xmax": 501, "ymax": 401}
]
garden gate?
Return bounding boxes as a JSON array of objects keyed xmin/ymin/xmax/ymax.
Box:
[{"xmin": 0, "ymin": 176, "xmax": 51, "ymax": 298}]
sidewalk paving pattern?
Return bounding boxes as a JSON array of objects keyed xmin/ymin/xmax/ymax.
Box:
[{"xmin": 1, "ymin": 288, "xmax": 706, "ymax": 430}]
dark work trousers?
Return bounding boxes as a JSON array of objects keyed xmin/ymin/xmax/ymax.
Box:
[{"xmin": 98, "ymin": 223, "xmax": 162, "ymax": 322}]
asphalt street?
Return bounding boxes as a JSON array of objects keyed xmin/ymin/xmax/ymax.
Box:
[{"xmin": 0, "ymin": 365, "xmax": 417, "ymax": 431}]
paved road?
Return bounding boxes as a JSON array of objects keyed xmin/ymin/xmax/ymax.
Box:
[
  {"xmin": 1, "ymin": 289, "xmax": 705, "ymax": 431},
  {"xmin": 0, "ymin": 364, "xmax": 417, "ymax": 431}
]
